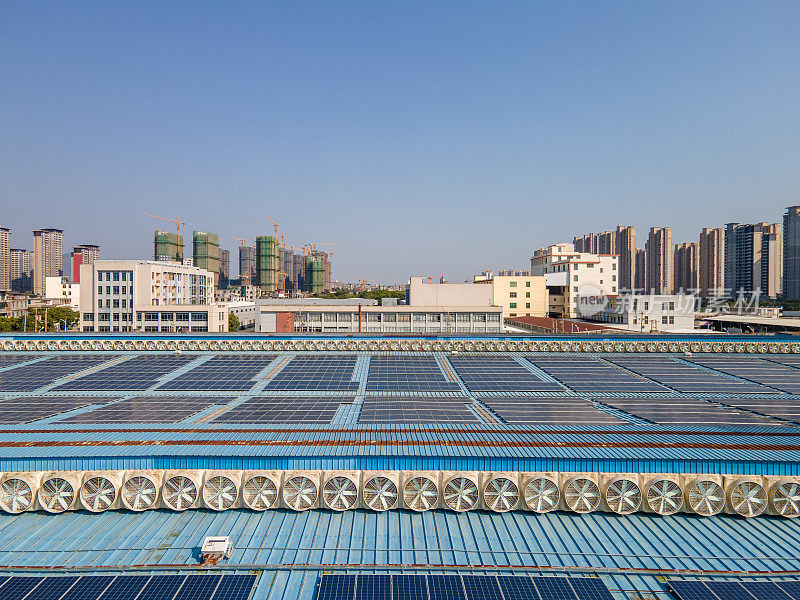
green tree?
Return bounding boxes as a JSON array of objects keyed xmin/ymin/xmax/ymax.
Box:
[{"xmin": 228, "ymin": 313, "xmax": 240, "ymax": 331}]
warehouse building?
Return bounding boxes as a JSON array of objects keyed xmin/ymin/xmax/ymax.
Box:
[{"xmin": 0, "ymin": 333, "xmax": 799, "ymax": 599}]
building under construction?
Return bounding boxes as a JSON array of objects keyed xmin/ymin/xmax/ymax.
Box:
[
  {"xmin": 311, "ymin": 250, "xmax": 333, "ymax": 292},
  {"xmin": 192, "ymin": 231, "xmax": 220, "ymax": 286},
  {"xmin": 281, "ymin": 248, "xmax": 294, "ymax": 291},
  {"xmin": 305, "ymin": 255, "xmax": 325, "ymax": 294},
  {"xmin": 153, "ymin": 229, "xmax": 183, "ymax": 262},
  {"xmin": 238, "ymin": 245, "xmax": 255, "ymax": 286},
  {"xmin": 255, "ymin": 235, "xmax": 279, "ymax": 293},
  {"xmin": 219, "ymin": 249, "xmax": 230, "ymax": 289}
]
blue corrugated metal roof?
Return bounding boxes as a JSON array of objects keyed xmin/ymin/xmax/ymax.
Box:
[{"xmin": 0, "ymin": 509, "xmax": 798, "ymax": 599}]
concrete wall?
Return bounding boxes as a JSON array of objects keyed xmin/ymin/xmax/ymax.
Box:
[{"xmin": 407, "ymin": 277, "xmax": 493, "ymax": 307}]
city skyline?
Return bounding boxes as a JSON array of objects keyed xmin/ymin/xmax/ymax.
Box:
[{"xmin": 3, "ymin": 3, "xmax": 800, "ymax": 282}]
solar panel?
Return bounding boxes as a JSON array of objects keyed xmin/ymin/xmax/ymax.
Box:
[
  {"xmin": 55, "ymin": 354, "xmax": 196, "ymax": 391},
  {"xmin": 0, "ymin": 396, "xmax": 118, "ymax": 424},
  {"xmin": 136, "ymin": 575, "xmax": 187, "ymax": 600},
  {"xmin": 265, "ymin": 355, "xmax": 359, "ymax": 392},
  {"xmin": 173, "ymin": 574, "xmax": 223, "ymax": 599},
  {"xmin": 479, "ymin": 397, "xmax": 625, "ymax": 425},
  {"xmin": 596, "ymin": 397, "xmax": 785, "ymax": 427},
  {"xmin": 449, "ymin": 356, "xmax": 563, "ymax": 392},
  {"xmin": 776, "ymin": 582, "xmax": 800, "ymax": 599},
  {"xmin": 533, "ymin": 576, "xmax": 579, "ymax": 600},
  {"xmin": 96, "ymin": 575, "xmax": 153, "ymax": 600},
  {"xmin": 461, "ymin": 575, "xmax": 503, "ymax": 600},
  {"xmin": 426, "ymin": 574, "xmax": 467, "ymax": 600},
  {"xmin": 0, "ymin": 355, "xmax": 111, "ymax": 392},
  {"xmin": 213, "ymin": 396, "xmax": 354, "ymax": 424},
  {"xmin": 739, "ymin": 581, "xmax": 795, "ymax": 600},
  {"xmin": 366, "ymin": 356, "xmax": 461, "ymax": 393},
  {"xmin": 356, "ymin": 574, "xmax": 391, "ymax": 600},
  {"xmin": 529, "ymin": 356, "xmax": 668, "ymax": 393},
  {"xmin": 568, "ymin": 578, "xmax": 615, "ymax": 600},
  {"xmin": 60, "ymin": 396, "xmax": 230, "ymax": 423},
  {"xmin": 157, "ymin": 355, "xmax": 276, "ymax": 391},
  {"xmin": 391, "ymin": 575, "xmax": 428, "ymax": 600},
  {"xmin": 684, "ymin": 357, "xmax": 800, "ymax": 394},
  {"xmin": 57, "ymin": 574, "xmax": 116, "ymax": 599},
  {"xmin": 359, "ymin": 397, "xmax": 479, "ymax": 423},
  {"xmin": 24, "ymin": 576, "xmax": 79, "ymax": 599},
  {"xmin": 318, "ymin": 574, "xmax": 356, "ymax": 600},
  {"xmin": 210, "ymin": 575, "xmax": 259, "ymax": 600},
  {"xmin": 669, "ymin": 580, "xmax": 723, "ymax": 600},
  {"xmin": 0, "ymin": 355, "xmax": 37, "ymax": 368},
  {"xmin": 0, "ymin": 576, "xmax": 44, "ymax": 597},
  {"xmin": 607, "ymin": 357, "xmax": 774, "ymax": 394},
  {"xmin": 497, "ymin": 576, "xmax": 539, "ymax": 600}
]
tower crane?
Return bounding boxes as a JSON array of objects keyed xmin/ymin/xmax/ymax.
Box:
[{"xmin": 147, "ymin": 214, "xmax": 186, "ymax": 235}]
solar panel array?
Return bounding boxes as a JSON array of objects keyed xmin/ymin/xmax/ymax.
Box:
[
  {"xmin": 684, "ymin": 356, "xmax": 800, "ymax": 394},
  {"xmin": 358, "ymin": 396, "xmax": 479, "ymax": 423},
  {"xmin": 479, "ymin": 397, "xmax": 626, "ymax": 425},
  {"xmin": 0, "ymin": 396, "xmax": 117, "ymax": 424},
  {"xmin": 55, "ymin": 355, "xmax": 196, "ymax": 391},
  {"xmin": 0, "ymin": 355, "xmax": 110, "ymax": 392},
  {"xmin": 265, "ymin": 355, "xmax": 359, "ymax": 391},
  {"xmin": 528, "ymin": 356, "xmax": 668, "ymax": 393},
  {"xmin": 715, "ymin": 397, "xmax": 800, "ymax": 424},
  {"xmin": 60, "ymin": 396, "xmax": 231, "ymax": 423},
  {"xmin": 449, "ymin": 356, "xmax": 563, "ymax": 392},
  {"xmin": 156, "ymin": 355, "xmax": 276, "ymax": 391},
  {"xmin": 607, "ymin": 357, "xmax": 775, "ymax": 394},
  {"xmin": 597, "ymin": 397, "xmax": 786, "ymax": 427},
  {"xmin": 317, "ymin": 574, "xmax": 614, "ymax": 600},
  {"xmin": 670, "ymin": 579, "xmax": 800, "ymax": 600},
  {"xmin": 366, "ymin": 356, "xmax": 461, "ymax": 392},
  {"xmin": 0, "ymin": 574, "xmax": 256, "ymax": 600},
  {"xmin": 0, "ymin": 355, "xmax": 36, "ymax": 368},
  {"xmin": 213, "ymin": 396, "xmax": 354, "ymax": 423}
]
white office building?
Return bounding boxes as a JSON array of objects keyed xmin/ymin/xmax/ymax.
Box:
[
  {"xmin": 531, "ymin": 243, "xmax": 619, "ymax": 317},
  {"xmin": 45, "ymin": 276, "xmax": 80, "ymax": 310},
  {"xmin": 78, "ymin": 260, "xmax": 226, "ymax": 333},
  {"xmin": 576, "ymin": 293, "xmax": 697, "ymax": 332}
]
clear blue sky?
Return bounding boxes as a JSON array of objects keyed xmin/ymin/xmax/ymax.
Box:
[{"xmin": 2, "ymin": 1, "xmax": 799, "ymax": 283}]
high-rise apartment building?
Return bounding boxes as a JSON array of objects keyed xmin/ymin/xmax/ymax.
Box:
[
  {"xmin": 0, "ymin": 227, "xmax": 10, "ymax": 292},
  {"xmin": 219, "ymin": 249, "xmax": 230, "ymax": 290},
  {"xmin": 784, "ymin": 206, "xmax": 800, "ymax": 300},
  {"xmin": 238, "ymin": 245, "xmax": 255, "ymax": 286},
  {"xmin": 725, "ymin": 222, "xmax": 782, "ymax": 297},
  {"xmin": 634, "ymin": 249, "xmax": 647, "ymax": 291},
  {"xmin": 645, "ymin": 227, "xmax": 674, "ymax": 294},
  {"xmin": 192, "ymin": 231, "xmax": 220, "ymax": 286},
  {"xmin": 293, "ymin": 254, "xmax": 305, "ymax": 291},
  {"xmin": 614, "ymin": 225, "xmax": 636, "ymax": 291},
  {"xmin": 70, "ymin": 244, "xmax": 100, "ymax": 284},
  {"xmin": 573, "ymin": 233, "xmax": 598, "ymax": 254},
  {"xmin": 699, "ymin": 227, "xmax": 725, "ymax": 297},
  {"xmin": 10, "ymin": 249, "xmax": 33, "ymax": 292},
  {"xmin": 674, "ymin": 242, "xmax": 699, "ymax": 293},
  {"xmin": 597, "ymin": 230, "xmax": 615, "ymax": 255},
  {"xmin": 32, "ymin": 228, "xmax": 63, "ymax": 296}
]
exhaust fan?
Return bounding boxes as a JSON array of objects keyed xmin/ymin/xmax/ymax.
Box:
[
  {"xmin": 644, "ymin": 476, "xmax": 683, "ymax": 515},
  {"xmin": 242, "ymin": 472, "xmax": 280, "ymax": 511},
  {"xmin": 442, "ymin": 473, "xmax": 480, "ymax": 512},
  {"xmin": 362, "ymin": 472, "xmax": 399, "ymax": 511},
  {"xmin": 323, "ymin": 473, "xmax": 359, "ymax": 511},
  {"xmin": 121, "ymin": 472, "xmax": 160, "ymax": 511},
  {"xmin": 523, "ymin": 474, "xmax": 560, "ymax": 513}
]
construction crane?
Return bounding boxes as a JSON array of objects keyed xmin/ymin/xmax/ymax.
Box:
[
  {"xmin": 231, "ymin": 236, "xmax": 255, "ymax": 248},
  {"xmin": 277, "ymin": 271, "xmax": 288, "ymax": 292},
  {"xmin": 147, "ymin": 214, "xmax": 186, "ymax": 235},
  {"xmin": 358, "ymin": 278, "xmax": 378, "ymax": 292}
]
